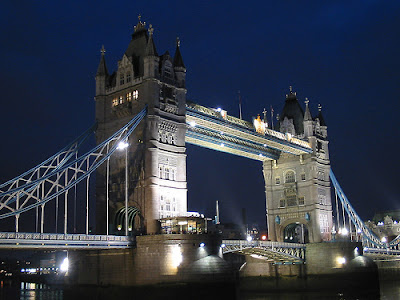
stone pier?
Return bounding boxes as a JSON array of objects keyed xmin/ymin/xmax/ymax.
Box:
[{"xmin": 67, "ymin": 234, "xmax": 235, "ymax": 286}]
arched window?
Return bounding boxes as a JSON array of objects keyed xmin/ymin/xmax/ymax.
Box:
[{"xmin": 285, "ymin": 171, "xmax": 295, "ymax": 183}]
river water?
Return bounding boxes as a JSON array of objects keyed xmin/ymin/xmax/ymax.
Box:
[{"xmin": 0, "ymin": 277, "xmax": 398, "ymax": 299}]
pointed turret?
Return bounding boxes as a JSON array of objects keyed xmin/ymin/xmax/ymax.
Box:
[
  {"xmin": 143, "ymin": 24, "xmax": 159, "ymax": 79},
  {"xmin": 173, "ymin": 37, "xmax": 186, "ymax": 88},
  {"xmin": 317, "ymin": 104, "xmax": 326, "ymax": 126},
  {"xmin": 96, "ymin": 45, "xmax": 108, "ymax": 77},
  {"xmin": 304, "ymin": 98, "xmax": 312, "ymax": 121},
  {"xmin": 144, "ymin": 24, "xmax": 158, "ymax": 57},
  {"xmin": 173, "ymin": 38, "xmax": 185, "ymax": 69},
  {"xmin": 95, "ymin": 45, "xmax": 108, "ymax": 96},
  {"xmin": 303, "ymin": 98, "xmax": 314, "ymax": 138}
]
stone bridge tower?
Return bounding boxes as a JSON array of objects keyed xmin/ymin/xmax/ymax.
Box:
[
  {"xmin": 263, "ymin": 89, "xmax": 332, "ymax": 243},
  {"xmin": 94, "ymin": 18, "xmax": 187, "ymax": 234}
]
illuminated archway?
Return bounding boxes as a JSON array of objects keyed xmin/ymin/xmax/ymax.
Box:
[{"xmin": 283, "ymin": 223, "xmax": 309, "ymax": 243}]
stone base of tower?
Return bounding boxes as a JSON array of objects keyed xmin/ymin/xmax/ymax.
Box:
[{"xmin": 66, "ymin": 234, "xmax": 235, "ymax": 287}]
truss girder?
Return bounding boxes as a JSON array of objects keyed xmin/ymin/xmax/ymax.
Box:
[
  {"xmin": 0, "ymin": 107, "xmax": 147, "ymax": 219},
  {"xmin": 222, "ymin": 240, "xmax": 305, "ymax": 262},
  {"xmin": 185, "ymin": 107, "xmax": 312, "ymax": 161},
  {"xmin": 0, "ymin": 124, "xmax": 95, "ymax": 198},
  {"xmin": 330, "ymin": 170, "xmax": 400, "ymax": 248}
]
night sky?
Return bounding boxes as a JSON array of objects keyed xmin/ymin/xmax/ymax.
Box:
[{"xmin": 0, "ymin": 1, "xmax": 399, "ymax": 232}]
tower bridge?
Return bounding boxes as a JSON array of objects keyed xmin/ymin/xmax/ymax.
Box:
[{"xmin": 0, "ymin": 17, "xmax": 398, "ymax": 269}]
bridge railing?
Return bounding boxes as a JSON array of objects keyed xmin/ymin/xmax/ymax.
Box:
[
  {"xmin": 222, "ymin": 239, "xmax": 305, "ymax": 249},
  {"xmin": 0, "ymin": 232, "xmax": 131, "ymax": 242}
]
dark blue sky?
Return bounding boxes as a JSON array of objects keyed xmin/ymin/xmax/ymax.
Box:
[{"xmin": 0, "ymin": 1, "xmax": 399, "ymax": 230}]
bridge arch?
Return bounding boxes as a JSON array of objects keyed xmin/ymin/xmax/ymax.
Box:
[{"xmin": 279, "ymin": 218, "xmax": 310, "ymax": 244}]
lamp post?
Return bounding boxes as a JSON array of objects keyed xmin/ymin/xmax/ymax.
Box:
[{"xmin": 117, "ymin": 139, "xmax": 129, "ymax": 236}]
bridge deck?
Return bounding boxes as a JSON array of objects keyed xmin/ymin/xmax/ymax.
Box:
[
  {"xmin": 186, "ymin": 102, "xmax": 312, "ymax": 161},
  {"xmin": 0, "ymin": 232, "xmax": 132, "ymax": 249}
]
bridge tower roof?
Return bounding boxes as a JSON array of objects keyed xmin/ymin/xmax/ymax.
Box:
[{"xmin": 277, "ymin": 87, "xmax": 305, "ymax": 135}]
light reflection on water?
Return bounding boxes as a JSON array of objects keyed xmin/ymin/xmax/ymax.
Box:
[
  {"xmin": 20, "ymin": 282, "xmax": 63, "ymax": 300},
  {"xmin": 0, "ymin": 281, "xmax": 63, "ymax": 300},
  {"xmin": 0, "ymin": 278, "xmax": 398, "ymax": 299}
]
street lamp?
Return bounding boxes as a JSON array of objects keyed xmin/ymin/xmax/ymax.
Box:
[{"xmin": 117, "ymin": 139, "xmax": 129, "ymax": 236}]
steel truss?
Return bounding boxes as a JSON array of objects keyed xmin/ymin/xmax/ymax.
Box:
[
  {"xmin": 0, "ymin": 107, "xmax": 147, "ymax": 234},
  {"xmin": 222, "ymin": 240, "xmax": 305, "ymax": 263},
  {"xmin": 0, "ymin": 124, "xmax": 95, "ymax": 198},
  {"xmin": 330, "ymin": 169, "xmax": 400, "ymax": 249}
]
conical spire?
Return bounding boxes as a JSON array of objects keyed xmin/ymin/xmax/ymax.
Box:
[
  {"xmin": 317, "ymin": 104, "xmax": 327, "ymax": 126},
  {"xmin": 173, "ymin": 37, "xmax": 185, "ymax": 69},
  {"xmin": 96, "ymin": 45, "xmax": 108, "ymax": 76},
  {"xmin": 145, "ymin": 24, "xmax": 158, "ymax": 56},
  {"xmin": 304, "ymin": 98, "xmax": 312, "ymax": 121}
]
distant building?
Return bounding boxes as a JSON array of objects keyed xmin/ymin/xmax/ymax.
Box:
[{"xmin": 366, "ymin": 211, "xmax": 400, "ymax": 241}]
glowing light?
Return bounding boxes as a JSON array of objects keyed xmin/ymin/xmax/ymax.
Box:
[
  {"xmin": 354, "ymin": 247, "xmax": 359, "ymax": 255},
  {"xmin": 178, "ymin": 221, "xmax": 188, "ymax": 225},
  {"xmin": 199, "ymin": 242, "xmax": 205, "ymax": 247},
  {"xmin": 247, "ymin": 236, "xmax": 253, "ymax": 242},
  {"xmin": 217, "ymin": 108, "xmax": 222, "ymax": 112},
  {"xmin": 381, "ymin": 237, "xmax": 387, "ymax": 243},
  {"xmin": 189, "ymin": 121, "xmax": 196, "ymax": 127},
  {"xmin": 117, "ymin": 225, "xmax": 122, "ymax": 231},
  {"xmin": 220, "ymin": 143, "xmax": 224, "ymax": 147},
  {"xmin": 340, "ymin": 228, "xmax": 348, "ymax": 236},
  {"xmin": 336, "ymin": 256, "xmax": 346, "ymax": 265},
  {"xmin": 253, "ymin": 115, "xmax": 267, "ymax": 134},
  {"xmin": 117, "ymin": 141, "xmax": 129, "ymax": 150},
  {"xmin": 357, "ymin": 228, "xmax": 362, "ymax": 233},
  {"xmin": 261, "ymin": 235, "xmax": 267, "ymax": 241},
  {"xmin": 128, "ymin": 227, "xmax": 132, "ymax": 231},
  {"xmin": 221, "ymin": 243, "xmax": 226, "ymax": 248},
  {"xmin": 60, "ymin": 257, "xmax": 69, "ymax": 272},
  {"xmin": 171, "ymin": 245, "xmax": 183, "ymax": 267}
]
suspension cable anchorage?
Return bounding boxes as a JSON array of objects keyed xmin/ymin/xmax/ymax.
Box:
[{"xmin": 0, "ymin": 107, "xmax": 148, "ymax": 219}]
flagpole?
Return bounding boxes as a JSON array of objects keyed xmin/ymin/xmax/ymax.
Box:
[
  {"xmin": 270, "ymin": 105, "xmax": 274, "ymax": 129},
  {"xmin": 238, "ymin": 90, "xmax": 242, "ymax": 120}
]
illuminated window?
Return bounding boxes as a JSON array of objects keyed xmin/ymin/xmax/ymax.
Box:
[
  {"xmin": 127, "ymin": 92, "xmax": 132, "ymax": 102},
  {"xmin": 119, "ymin": 96, "xmax": 124, "ymax": 104},
  {"xmin": 126, "ymin": 72, "xmax": 131, "ymax": 83},
  {"xmin": 112, "ymin": 98, "xmax": 118, "ymax": 107},
  {"xmin": 120, "ymin": 74, "xmax": 124, "ymax": 85},
  {"xmin": 285, "ymin": 171, "xmax": 295, "ymax": 183},
  {"xmin": 275, "ymin": 177, "xmax": 280, "ymax": 185},
  {"xmin": 133, "ymin": 90, "xmax": 138, "ymax": 100},
  {"xmin": 298, "ymin": 197, "xmax": 305, "ymax": 206}
]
